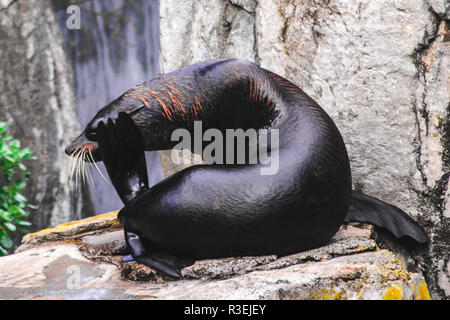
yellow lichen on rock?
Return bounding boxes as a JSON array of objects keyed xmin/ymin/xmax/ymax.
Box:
[
  {"xmin": 17, "ymin": 211, "xmax": 122, "ymax": 250},
  {"xmin": 310, "ymin": 287, "xmax": 346, "ymax": 300},
  {"xmin": 383, "ymin": 283, "xmax": 403, "ymax": 300},
  {"xmin": 26, "ymin": 211, "xmax": 120, "ymax": 237},
  {"xmin": 354, "ymin": 245, "xmax": 368, "ymax": 252},
  {"xmin": 415, "ymin": 280, "xmax": 432, "ymax": 300},
  {"xmin": 379, "ymin": 251, "xmax": 410, "ymax": 284}
]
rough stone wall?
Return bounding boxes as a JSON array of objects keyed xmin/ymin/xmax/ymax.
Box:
[
  {"xmin": 0, "ymin": 0, "xmax": 92, "ymax": 234},
  {"xmin": 159, "ymin": 0, "xmax": 449, "ymax": 299}
]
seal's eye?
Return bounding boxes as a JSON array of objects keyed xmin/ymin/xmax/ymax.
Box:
[{"xmin": 86, "ymin": 130, "xmax": 97, "ymax": 141}]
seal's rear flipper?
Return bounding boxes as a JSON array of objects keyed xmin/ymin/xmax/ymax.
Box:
[
  {"xmin": 123, "ymin": 230, "xmax": 194, "ymax": 278},
  {"xmin": 345, "ymin": 190, "xmax": 429, "ymax": 244},
  {"xmin": 133, "ymin": 253, "xmax": 194, "ymax": 279}
]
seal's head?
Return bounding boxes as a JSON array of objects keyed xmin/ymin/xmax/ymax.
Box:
[
  {"xmin": 65, "ymin": 78, "xmax": 183, "ymax": 163},
  {"xmin": 65, "ymin": 90, "xmax": 148, "ymax": 162}
]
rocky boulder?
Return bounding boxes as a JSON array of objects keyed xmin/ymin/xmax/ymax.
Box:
[{"xmin": 0, "ymin": 212, "xmax": 431, "ymax": 300}]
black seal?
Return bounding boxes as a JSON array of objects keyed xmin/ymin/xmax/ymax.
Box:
[{"xmin": 66, "ymin": 59, "xmax": 428, "ymax": 278}]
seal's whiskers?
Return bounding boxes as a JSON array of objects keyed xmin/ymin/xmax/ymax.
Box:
[
  {"xmin": 75, "ymin": 148, "xmax": 82, "ymax": 191},
  {"xmin": 85, "ymin": 159, "xmax": 96, "ymax": 191},
  {"xmin": 81, "ymin": 147, "xmax": 87, "ymax": 186},
  {"xmin": 68, "ymin": 147, "xmax": 78, "ymax": 183},
  {"xmin": 68, "ymin": 147, "xmax": 100, "ymax": 192},
  {"xmin": 69, "ymin": 147, "xmax": 81, "ymax": 187},
  {"xmin": 88, "ymin": 149, "xmax": 110, "ymax": 184}
]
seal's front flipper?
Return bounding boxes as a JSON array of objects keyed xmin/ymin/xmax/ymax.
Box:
[
  {"xmin": 96, "ymin": 112, "xmax": 149, "ymax": 205},
  {"xmin": 124, "ymin": 230, "xmax": 194, "ymax": 278},
  {"xmin": 345, "ymin": 190, "xmax": 429, "ymax": 244}
]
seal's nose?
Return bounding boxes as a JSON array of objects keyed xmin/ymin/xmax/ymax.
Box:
[
  {"xmin": 65, "ymin": 146, "xmax": 73, "ymax": 156},
  {"xmin": 65, "ymin": 133, "xmax": 88, "ymax": 156}
]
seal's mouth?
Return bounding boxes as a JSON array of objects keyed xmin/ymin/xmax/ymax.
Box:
[{"xmin": 69, "ymin": 143, "xmax": 100, "ymax": 160}]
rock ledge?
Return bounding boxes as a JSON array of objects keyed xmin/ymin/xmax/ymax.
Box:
[{"xmin": 0, "ymin": 212, "xmax": 431, "ymax": 300}]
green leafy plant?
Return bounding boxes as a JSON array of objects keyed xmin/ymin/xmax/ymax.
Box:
[{"xmin": 0, "ymin": 121, "xmax": 35, "ymax": 255}]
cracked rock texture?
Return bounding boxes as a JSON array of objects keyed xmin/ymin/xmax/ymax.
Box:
[
  {"xmin": 0, "ymin": 0, "xmax": 92, "ymax": 239},
  {"xmin": 159, "ymin": 0, "xmax": 449, "ymax": 299},
  {"xmin": 0, "ymin": 213, "xmax": 431, "ymax": 299}
]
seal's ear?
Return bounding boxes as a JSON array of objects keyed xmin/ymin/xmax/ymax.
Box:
[{"xmin": 129, "ymin": 105, "xmax": 146, "ymax": 116}]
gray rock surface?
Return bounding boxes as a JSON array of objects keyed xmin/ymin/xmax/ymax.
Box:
[
  {"xmin": 80, "ymin": 230, "xmax": 128, "ymax": 256},
  {"xmin": 159, "ymin": 0, "xmax": 449, "ymax": 299},
  {"xmin": 0, "ymin": 213, "xmax": 432, "ymax": 300},
  {"xmin": 0, "ymin": 0, "xmax": 92, "ymax": 237}
]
